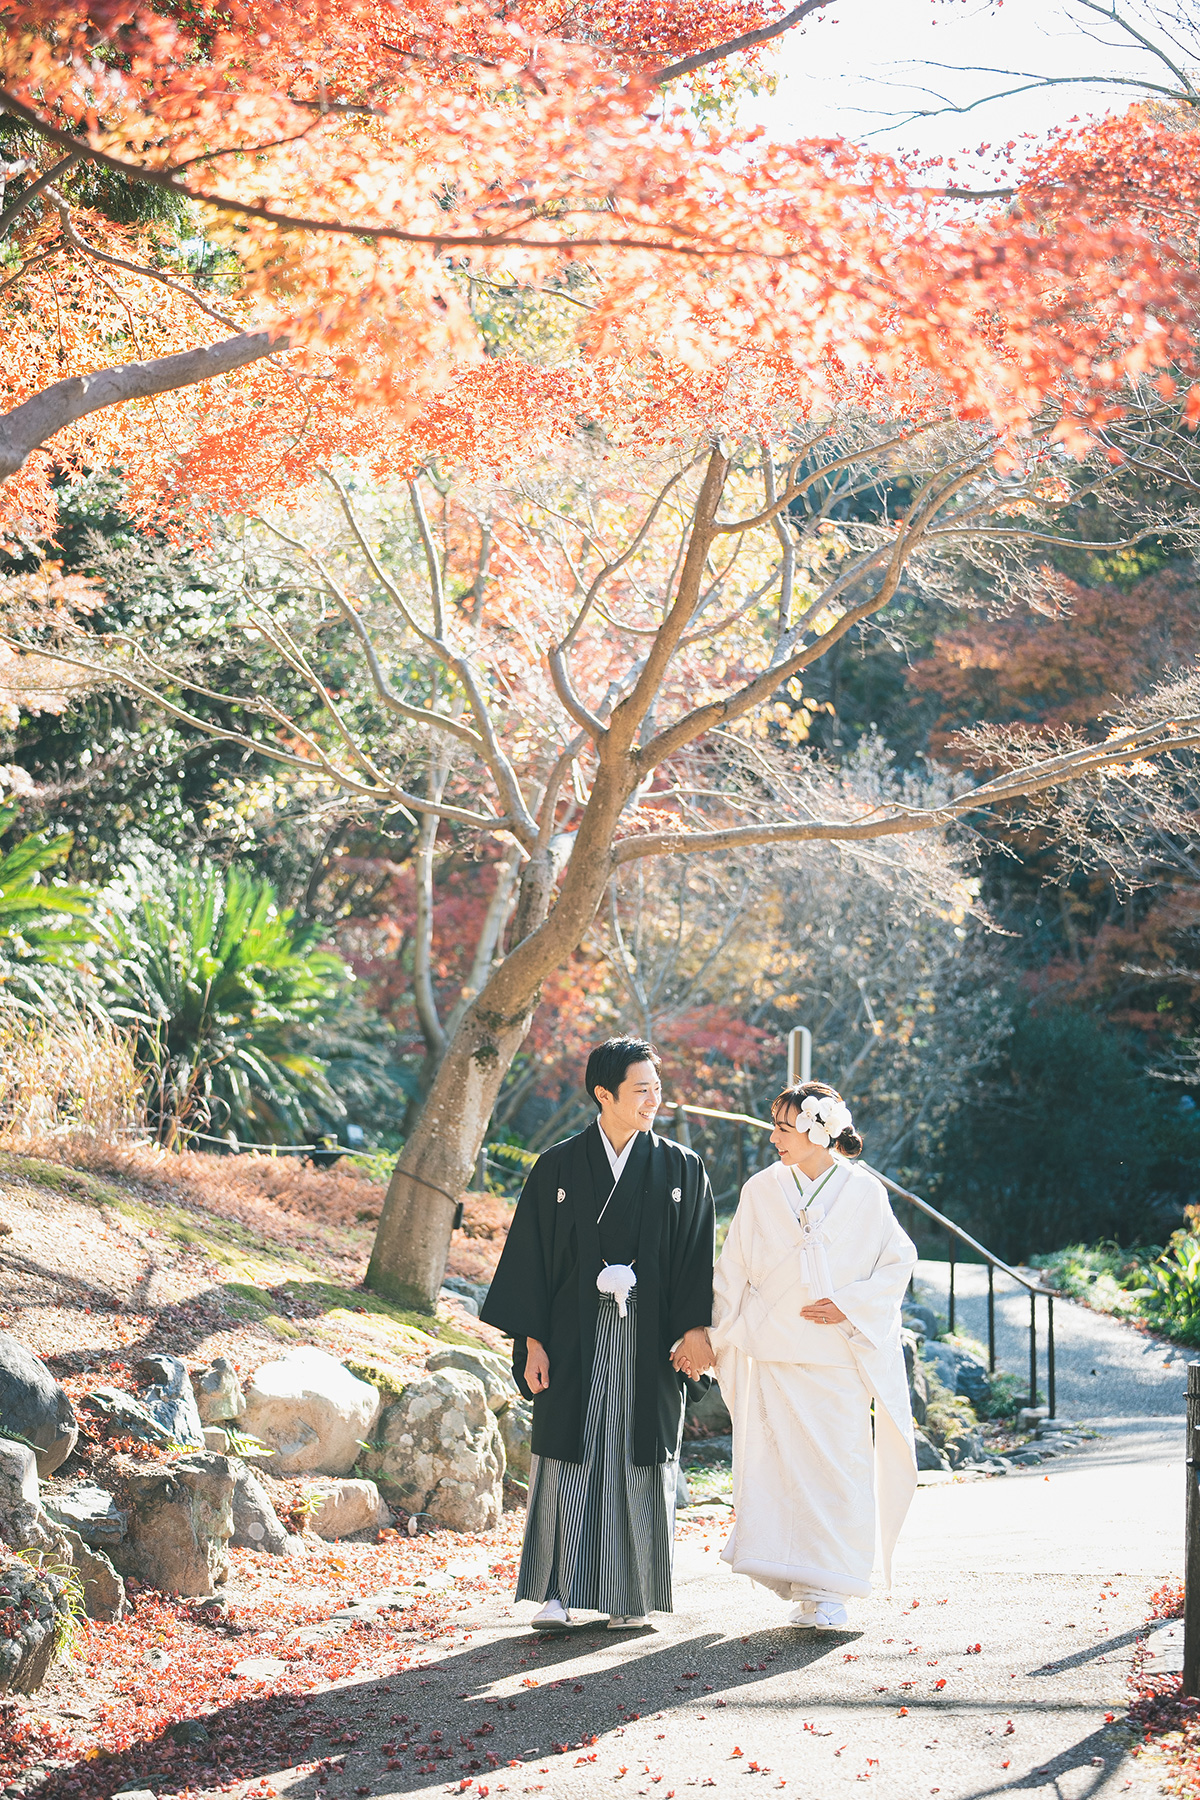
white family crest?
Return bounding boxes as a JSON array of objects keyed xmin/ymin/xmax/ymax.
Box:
[
  {"xmin": 672, "ymin": 1186, "xmax": 682, "ymax": 1203},
  {"xmin": 556, "ymin": 1187, "xmax": 566, "ymax": 1204}
]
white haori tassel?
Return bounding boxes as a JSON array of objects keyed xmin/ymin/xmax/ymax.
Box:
[{"xmin": 597, "ymin": 1262, "xmax": 637, "ymax": 1317}]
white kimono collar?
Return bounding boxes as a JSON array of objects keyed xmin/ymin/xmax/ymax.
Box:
[{"xmin": 769, "ymin": 1159, "xmax": 851, "ymax": 1296}]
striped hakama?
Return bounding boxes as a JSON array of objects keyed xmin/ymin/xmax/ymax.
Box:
[{"xmin": 514, "ymin": 1292, "xmax": 677, "ymax": 1617}]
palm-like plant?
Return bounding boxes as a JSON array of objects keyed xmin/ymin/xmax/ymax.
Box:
[
  {"xmin": 101, "ymin": 859, "xmax": 354, "ymax": 1147},
  {"xmin": 0, "ymin": 803, "xmax": 95, "ymax": 1010}
]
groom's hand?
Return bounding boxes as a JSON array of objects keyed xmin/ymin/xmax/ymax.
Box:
[
  {"xmin": 525, "ymin": 1338, "xmax": 550, "ymax": 1393},
  {"xmin": 672, "ymin": 1327, "xmax": 715, "ymax": 1379}
]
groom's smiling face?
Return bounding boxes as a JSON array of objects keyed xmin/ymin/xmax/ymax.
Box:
[{"xmin": 596, "ymin": 1060, "xmax": 662, "ymax": 1139}]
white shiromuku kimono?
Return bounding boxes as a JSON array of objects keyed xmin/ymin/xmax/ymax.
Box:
[{"xmin": 710, "ymin": 1158, "xmax": 918, "ymax": 1601}]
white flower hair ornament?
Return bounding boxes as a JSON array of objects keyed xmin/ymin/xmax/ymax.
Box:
[{"xmin": 796, "ymin": 1094, "xmax": 854, "ymax": 1148}]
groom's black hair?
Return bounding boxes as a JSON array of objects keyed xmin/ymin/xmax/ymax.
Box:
[{"xmin": 585, "ymin": 1036, "xmax": 661, "ymax": 1104}]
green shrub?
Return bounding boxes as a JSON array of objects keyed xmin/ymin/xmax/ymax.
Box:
[
  {"xmin": 1030, "ymin": 1242, "xmax": 1155, "ymax": 1319},
  {"xmin": 1144, "ymin": 1209, "xmax": 1200, "ymax": 1346}
]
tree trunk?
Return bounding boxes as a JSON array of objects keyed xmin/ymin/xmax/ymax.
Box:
[
  {"xmin": 366, "ymin": 758, "xmax": 641, "ymax": 1307},
  {"xmin": 365, "ymin": 988, "xmax": 539, "ymax": 1307}
]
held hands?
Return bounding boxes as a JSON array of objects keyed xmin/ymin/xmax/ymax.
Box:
[
  {"xmin": 800, "ymin": 1296, "xmax": 847, "ymax": 1325},
  {"xmin": 524, "ymin": 1338, "xmax": 550, "ymax": 1394},
  {"xmin": 671, "ymin": 1326, "xmax": 715, "ymax": 1381}
]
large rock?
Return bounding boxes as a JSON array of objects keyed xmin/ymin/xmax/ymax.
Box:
[
  {"xmin": 229, "ymin": 1461, "xmax": 302, "ymax": 1557},
  {"xmin": 903, "ymin": 1303, "xmax": 940, "ymax": 1340},
  {"xmin": 0, "ymin": 1442, "xmax": 57, "ymax": 1550},
  {"xmin": 43, "ymin": 1484, "xmax": 128, "ymax": 1546},
  {"xmin": 498, "ymin": 1399, "xmax": 532, "ymax": 1484},
  {"xmin": 359, "ymin": 1370, "xmax": 504, "ymax": 1532},
  {"xmin": 426, "ymin": 1345, "xmax": 516, "ymax": 1413},
  {"xmin": 304, "ymin": 1478, "xmax": 393, "ymax": 1540},
  {"xmin": 109, "ymin": 1452, "xmax": 234, "ymax": 1596},
  {"xmin": 194, "ymin": 1357, "xmax": 246, "ymax": 1426},
  {"xmin": 0, "ymin": 1335, "xmax": 78, "ymax": 1476},
  {"xmin": 923, "ymin": 1338, "xmax": 991, "ymax": 1408},
  {"xmin": 0, "ymin": 1562, "xmax": 71, "ymax": 1695},
  {"xmin": 60, "ymin": 1529, "xmax": 127, "ymax": 1622},
  {"xmin": 83, "ymin": 1387, "xmax": 174, "ymax": 1448},
  {"xmin": 239, "ymin": 1349, "xmax": 380, "ymax": 1475},
  {"xmin": 944, "ymin": 1427, "xmax": 985, "ymax": 1469},
  {"xmin": 914, "ymin": 1429, "xmax": 950, "ymax": 1473},
  {"xmin": 901, "ymin": 1330, "xmax": 928, "ymax": 1427},
  {"xmin": 134, "ymin": 1356, "xmax": 206, "ymax": 1449}
]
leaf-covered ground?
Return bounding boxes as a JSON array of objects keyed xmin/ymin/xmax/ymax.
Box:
[{"xmin": 0, "ymin": 1143, "xmax": 521, "ymax": 1792}]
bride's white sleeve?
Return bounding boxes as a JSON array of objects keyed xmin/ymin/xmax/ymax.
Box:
[{"xmin": 832, "ymin": 1194, "xmax": 917, "ymax": 1349}]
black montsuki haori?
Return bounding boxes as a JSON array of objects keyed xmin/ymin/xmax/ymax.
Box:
[{"xmin": 480, "ymin": 1120, "xmax": 716, "ymax": 1465}]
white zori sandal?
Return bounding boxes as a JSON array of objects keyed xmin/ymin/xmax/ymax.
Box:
[
  {"xmin": 788, "ymin": 1598, "xmax": 849, "ymax": 1630},
  {"xmin": 532, "ymin": 1597, "xmax": 571, "ymax": 1630}
]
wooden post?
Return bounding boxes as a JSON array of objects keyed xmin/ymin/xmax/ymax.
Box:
[{"xmin": 1184, "ymin": 1363, "xmax": 1200, "ymax": 1696}]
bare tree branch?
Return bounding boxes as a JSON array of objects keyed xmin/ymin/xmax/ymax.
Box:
[
  {"xmin": 650, "ymin": 0, "xmax": 836, "ymax": 86},
  {"xmin": 0, "ymin": 153, "xmax": 80, "ymax": 237},
  {"xmin": 0, "ymin": 331, "xmax": 282, "ymax": 480}
]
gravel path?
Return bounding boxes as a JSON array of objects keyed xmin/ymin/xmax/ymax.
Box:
[{"xmin": 913, "ymin": 1256, "xmax": 1189, "ymax": 1435}]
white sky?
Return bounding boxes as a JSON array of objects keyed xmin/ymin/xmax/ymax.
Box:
[{"xmin": 741, "ymin": 0, "xmax": 1181, "ymax": 172}]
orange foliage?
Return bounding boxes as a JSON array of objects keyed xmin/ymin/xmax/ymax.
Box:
[
  {"xmin": 910, "ymin": 570, "xmax": 1200, "ymax": 758},
  {"xmin": 3, "ymin": 4, "xmax": 1200, "ymax": 537}
]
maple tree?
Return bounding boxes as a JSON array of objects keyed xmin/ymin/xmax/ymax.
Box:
[
  {"xmin": 14, "ymin": 398, "xmax": 1200, "ymax": 1306},
  {"xmin": 9, "ymin": 1, "xmax": 1200, "ymax": 1305},
  {"xmin": 5, "ymin": 0, "xmax": 1200, "ymax": 545}
]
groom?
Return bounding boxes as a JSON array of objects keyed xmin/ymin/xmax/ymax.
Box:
[{"xmin": 481, "ymin": 1036, "xmax": 715, "ymax": 1630}]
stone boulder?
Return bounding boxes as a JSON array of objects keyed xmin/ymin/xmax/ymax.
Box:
[
  {"xmin": 83, "ymin": 1386, "xmax": 174, "ymax": 1447},
  {"xmin": 498, "ymin": 1399, "xmax": 532, "ymax": 1485},
  {"xmin": 359, "ymin": 1370, "xmax": 504, "ymax": 1532},
  {"xmin": 193, "ymin": 1357, "xmax": 246, "ymax": 1426},
  {"xmin": 0, "ymin": 1335, "xmax": 78, "ymax": 1476},
  {"xmin": 43, "ymin": 1484, "xmax": 128, "ymax": 1547},
  {"xmin": 109, "ymin": 1452, "xmax": 234, "ymax": 1596},
  {"xmin": 913, "ymin": 1429, "xmax": 950, "ymax": 1473},
  {"xmin": 438, "ymin": 1279, "xmax": 482, "ymax": 1316},
  {"xmin": 902, "ymin": 1303, "xmax": 939, "ymax": 1340},
  {"xmin": 60, "ymin": 1529, "xmax": 127, "ymax": 1622},
  {"xmin": 923, "ymin": 1337, "xmax": 991, "ymax": 1407},
  {"xmin": 944, "ymin": 1427, "xmax": 985, "ymax": 1469},
  {"xmin": 426, "ymin": 1345, "xmax": 516, "ymax": 1412},
  {"xmin": 134, "ymin": 1355, "xmax": 206, "ymax": 1449},
  {"xmin": 304, "ymin": 1478, "xmax": 393, "ymax": 1539},
  {"xmin": 0, "ymin": 1562, "xmax": 71, "ymax": 1695},
  {"xmin": 0, "ymin": 1442, "xmax": 57, "ymax": 1551},
  {"xmin": 229, "ymin": 1460, "xmax": 303, "ymax": 1557},
  {"xmin": 239, "ymin": 1349, "xmax": 380, "ymax": 1475},
  {"xmin": 901, "ymin": 1330, "xmax": 928, "ymax": 1427}
]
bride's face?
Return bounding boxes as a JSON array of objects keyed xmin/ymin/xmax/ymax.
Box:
[{"xmin": 770, "ymin": 1105, "xmax": 812, "ymax": 1166}]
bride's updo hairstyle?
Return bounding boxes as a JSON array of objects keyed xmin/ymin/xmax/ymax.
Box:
[{"xmin": 772, "ymin": 1080, "xmax": 863, "ymax": 1158}]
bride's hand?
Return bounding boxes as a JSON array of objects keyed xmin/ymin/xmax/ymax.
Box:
[
  {"xmin": 800, "ymin": 1297, "xmax": 847, "ymax": 1325},
  {"xmin": 672, "ymin": 1327, "xmax": 715, "ymax": 1377}
]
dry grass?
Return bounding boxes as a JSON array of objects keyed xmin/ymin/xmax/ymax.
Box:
[
  {"xmin": 31, "ymin": 1137, "xmax": 387, "ymax": 1262},
  {"xmin": 15, "ymin": 1132, "xmax": 511, "ymax": 1289},
  {"xmin": 0, "ymin": 1009, "xmax": 142, "ymax": 1143}
]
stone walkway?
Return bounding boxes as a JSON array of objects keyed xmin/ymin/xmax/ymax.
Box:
[{"xmin": 251, "ymin": 1277, "xmax": 1186, "ymax": 1800}]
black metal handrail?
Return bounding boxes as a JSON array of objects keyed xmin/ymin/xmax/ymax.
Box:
[{"xmin": 660, "ymin": 1100, "xmax": 1056, "ymax": 1416}]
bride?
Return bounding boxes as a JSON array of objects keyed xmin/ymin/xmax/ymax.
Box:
[{"xmin": 707, "ymin": 1080, "xmax": 918, "ymax": 1630}]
